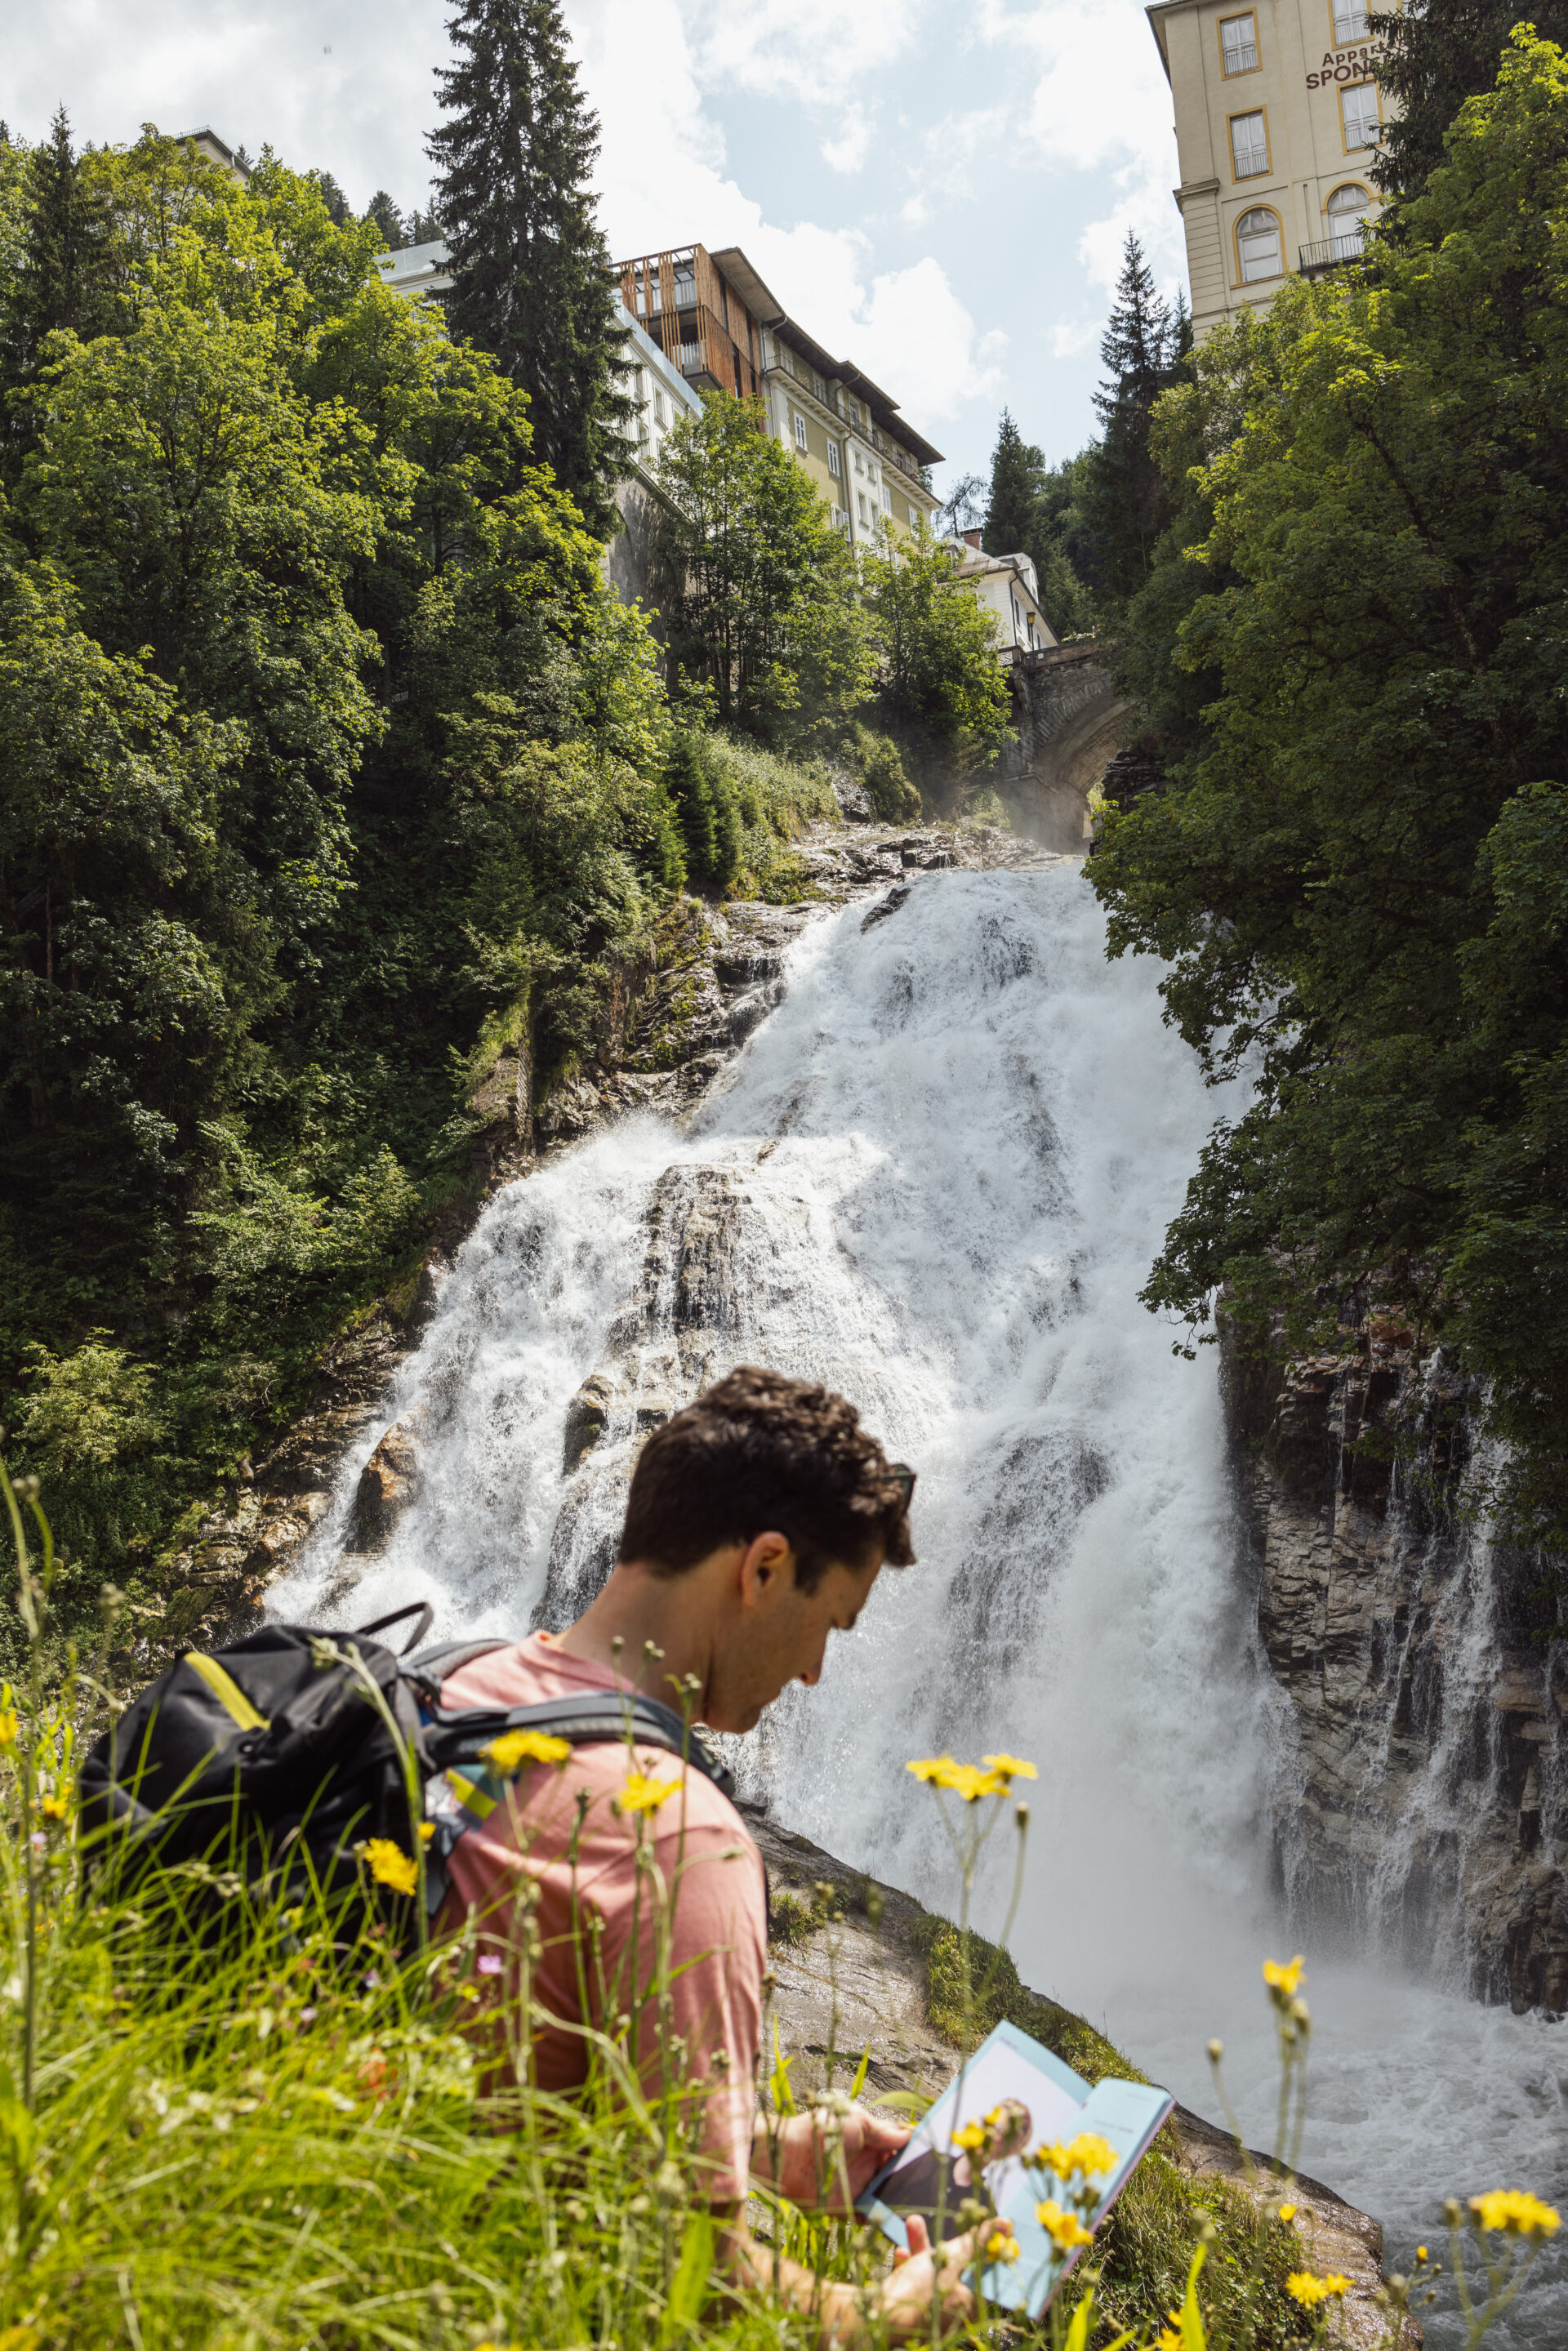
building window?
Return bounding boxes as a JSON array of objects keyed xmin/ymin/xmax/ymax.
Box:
[
  {"xmin": 653, "ymin": 387, "xmax": 666, "ymax": 424},
  {"xmin": 813, "ymin": 371, "xmax": 826, "ymax": 401},
  {"xmin": 827, "ymin": 441, "xmax": 841, "ymax": 478},
  {"xmin": 858, "ymin": 492, "xmax": 867, "ymax": 525},
  {"xmin": 794, "ymin": 412, "xmax": 808, "ymax": 450},
  {"xmin": 908, "ymin": 503, "xmax": 920, "ymax": 528},
  {"xmin": 1330, "ymin": 0, "xmax": 1369, "ymax": 37},
  {"xmin": 853, "ymin": 448, "xmax": 864, "ymax": 474},
  {"xmin": 881, "ymin": 483, "xmax": 892, "ymax": 513},
  {"xmin": 1230, "ymin": 109, "xmax": 1269, "ymax": 179},
  {"xmin": 1219, "ymin": 12, "xmax": 1258, "ymax": 73},
  {"xmin": 1341, "ymin": 82, "xmax": 1380, "ymax": 149},
  {"xmin": 1326, "ymin": 181, "xmax": 1373, "ymax": 256},
  {"xmin": 1236, "ymin": 206, "xmax": 1284, "ymax": 283}
]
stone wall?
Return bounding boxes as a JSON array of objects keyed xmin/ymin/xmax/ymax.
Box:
[
  {"xmin": 1224, "ymin": 1318, "xmax": 1568, "ymax": 2013},
  {"xmin": 995, "ymin": 643, "xmax": 1130, "ymax": 850}
]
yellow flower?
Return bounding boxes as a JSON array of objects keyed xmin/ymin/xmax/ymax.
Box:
[
  {"xmin": 618, "ymin": 1770, "xmax": 679, "ymax": 1816},
  {"xmin": 951, "ymin": 2122, "xmax": 988, "ymax": 2153},
  {"xmin": 983, "ymin": 2229, "xmax": 1020, "ymax": 2264},
  {"xmin": 417, "ymin": 1821, "xmax": 435, "ymax": 1843},
  {"xmin": 1277, "ymin": 2202, "xmax": 1298, "ymax": 2223},
  {"xmin": 1285, "ymin": 2273, "xmax": 1351, "ymax": 2307},
  {"xmin": 906, "ymin": 1755, "xmax": 1008, "ymax": 1801},
  {"xmin": 982, "ymin": 1752, "xmax": 1038, "ymax": 1783},
  {"xmin": 1468, "ymin": 2191, "xmax": 1561, "ymax": 2238},
  {"xmin": 1263, "ymin": 1954, "xmax": 1306, "ymax": 1996},
  {"xmin": 1036, "ymin": 2200, "xmax": 1094, "ymax": 2251},
  {"xmin": 1156, "ymin": 2333, "xmax": 1181, "ymax": 2351},
  {"xmin": 1415, "ymin": 2246, "xmax": 1428, "ymax": 2263},
  {"xmin": 0, "ymin": 1710, "xmax": 16, "ymax": 1749},
  {"xmin": 359, "ymin": 1838, "xmax": 418, "ymax": 1897},
  {"xmin": 483, "ymin": 1728, "xmax": 572, "ymax": 1774},
  {"xmin": 39, "ymin": 1793, "xmax": 68, "ymax": 1821},
  {"xmin": 1036, "ymin": 2133, "xmax": 1120, "ymax": 2181}
]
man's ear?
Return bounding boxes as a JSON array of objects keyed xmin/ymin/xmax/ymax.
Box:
[{"xmin": 737, "ymin": 1529, "xmax": 793, "ymax": 1607}]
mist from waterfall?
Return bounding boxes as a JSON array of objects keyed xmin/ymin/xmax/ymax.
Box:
[{"xmin": 274, "ymin": 865, "xmax": 1566, "ymax": 2348}]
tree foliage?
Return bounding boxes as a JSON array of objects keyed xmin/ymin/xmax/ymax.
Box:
[
  {"xmin": 653, "ymin": 394, "xmax": 872, "ymax": 735},
  {"xmin": 860, "ymin": 522, "xmax": 1013, "ymax": 773},
  {"xmin": 429, "ymin": 0, "xmax": 633, "ymax": 533},
  {"xmin": 0, "ymin": 127, "xmax": 687, "ymax": 1588},
  {"xmin": 1080, "ymin": 234, "xmax": 1188, "ymax": 602},
  {"xmin": 1371, "ymin": 0, "xmax": 1568, "ymax": 203},
  {"xmin": 1091, "ymin": 29, "xmax": 1568, "ymax": 1545},
  {"xmin": 980, "ymin": 410, "xmax": 1096, "ymax": 639}
]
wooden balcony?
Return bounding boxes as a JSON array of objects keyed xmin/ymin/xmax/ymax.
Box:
[{"xmin": 617, "ymin": 246, "xmax": 763, "ymax": 401}]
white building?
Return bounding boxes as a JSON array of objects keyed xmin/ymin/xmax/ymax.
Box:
[{"xmin": 947, "ymin": 533, "xmax": 1058, "ymax": 658}]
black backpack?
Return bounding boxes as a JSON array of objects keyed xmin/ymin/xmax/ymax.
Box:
[{"xmin": 79, "ymin": 1602, "xmax": 734, "ymax": 1931}]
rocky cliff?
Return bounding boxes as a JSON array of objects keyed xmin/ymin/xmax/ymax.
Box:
[{"xmin": 1223, "ymin": 1319, "xmax": 1568, "ymax": 2015}]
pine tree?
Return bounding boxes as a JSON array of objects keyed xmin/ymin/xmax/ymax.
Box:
[
  {"xmin": 365, "ymin": 190, "xmax": 406, "ymax": 252},
  {"xmin": 428, "ymin": 0, "xmax": 634, "ymax": 535},
  {"xmin": 1082, "ymin": 231, "xmax": 1179, "ymax": 601},
  {"xmin": 12, "ymin": 107, "xmax": 114, "ymax": 372},
  {"xmin": 982, "ymin": 410, "xmax": 1039, "ymax": 558}
]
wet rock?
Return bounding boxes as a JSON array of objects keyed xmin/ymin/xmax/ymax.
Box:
[
  {"xmin": 1223, "ymin": 1316, "xmax": 1568, "ymax": 2015},
  {"xmin": 828, "ymin": 765, "xmax": 875, "ymax": 822},
  {"xmin": 861, "ymin": 884, "xmax": 911, "ymax": 932},
  {"xmin": 354, "ymin": 1415, "xmax": 424, "ymax": 1550},
  {"xmin": 563, "ymin": 1369, "xmax": 619, "ymax": 1472}
]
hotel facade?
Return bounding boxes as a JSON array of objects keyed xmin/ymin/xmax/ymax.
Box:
[
  {"xmin": 614, "ymin": 243, "xmax": 945, "ymax": 550},
  {"xmin": 1147, "ymin": 0, "xmax": 1394, "ymax": 339}
]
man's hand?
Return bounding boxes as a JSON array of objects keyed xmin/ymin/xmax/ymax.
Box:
[
  {"xmin": 753, "ymin": 2107, "xmax": 911, "ymax": 2211},
  {"xmin": 870, "ymin": 2214, "xmax": 1013, "ymax": 2343}
]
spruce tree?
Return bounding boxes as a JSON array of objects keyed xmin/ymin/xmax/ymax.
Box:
[
  {"xmin": 982, "ymin": 410, "xmax": 1039, "ymax": 558},
  {"xmin": 365, "ymin": 190, "xmax": 406, "ymax": 252},
  {"xmin": 310, "ymin": 169, "xmax": 352, "ymax": 227},
  {"xmin": 12, "ymin": 108, "xmax": 114, "ymax": 372},
  {"xmin": 429, "ymin": 0, "xmax": 633, "ymax": 535},
  {"xmin": 1082, "ymin": 231, "xmax": 1179, "ymax": 601}
]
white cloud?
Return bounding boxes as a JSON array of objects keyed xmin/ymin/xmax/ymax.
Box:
[
  {"xmin": 570, "ymin": 0, "xmax": 1005, "ymax": 431},
  {"xmin": 821, "ymin": 106, "xmax": 872, "ymax": 175},
  {"xmin": 1051, "ymin": 318, "xmax": 1100, "ymax": 359},
  {"xmin": 973, "ymin": 0, "xmax": 1184, "ymax": 291}
]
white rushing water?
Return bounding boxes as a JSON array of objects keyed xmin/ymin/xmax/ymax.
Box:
[{"xmin": 274, "ymin": 865, "xmax": 1566, "ymax": 2347}]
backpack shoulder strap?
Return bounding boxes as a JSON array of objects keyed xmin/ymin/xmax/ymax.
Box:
[{"xmin": 425, "ymin": 1690, "xmax": 736, "ymax": 1800}]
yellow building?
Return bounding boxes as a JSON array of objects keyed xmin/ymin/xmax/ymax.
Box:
[
  {"xmin": 615, "ymin": 243, "xmax": 944, "ymax": 547},
  {"xmin": 1147, "ymin": 0, "xmax": 1395, "ymax": 337}
]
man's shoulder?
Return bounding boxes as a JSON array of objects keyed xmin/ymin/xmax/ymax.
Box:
[{"xmin": 440, "ymin": 1636, "xmax": 760, "ymax": 1865}]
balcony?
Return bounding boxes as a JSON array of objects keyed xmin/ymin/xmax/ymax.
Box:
[{"xmin": 1298, "ymin": 231, "xmax": 1365, "ymax": 275}]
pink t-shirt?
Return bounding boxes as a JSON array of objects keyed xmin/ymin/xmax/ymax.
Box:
[{"xmin": 435, "ymin": 1632, "xmax": 767, "ymax": 2203}]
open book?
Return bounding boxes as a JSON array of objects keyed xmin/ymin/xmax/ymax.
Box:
[{"xmin": 857, "ymin": 2019, "xmax": 1174, "ymax": 2319}]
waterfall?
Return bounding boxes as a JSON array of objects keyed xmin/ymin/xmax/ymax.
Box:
[{"xmin": 274, "ymin": 864, "xmax": 1567, "ymax": 2349}]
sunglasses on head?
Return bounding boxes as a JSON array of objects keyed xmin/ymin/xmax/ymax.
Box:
[{"xmin": 887, "ymin": 1462, "xmax": 916, "ymax": 1507}]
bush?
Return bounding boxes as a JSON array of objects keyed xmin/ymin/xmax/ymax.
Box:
[{"xmin": 845, "ymin": 726, "xmax": 922, "ymax": 823}]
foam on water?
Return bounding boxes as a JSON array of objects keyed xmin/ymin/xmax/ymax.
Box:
[{"xmin": 274, "ymin": 865, "xmax": 1566, "ymax": 2345}]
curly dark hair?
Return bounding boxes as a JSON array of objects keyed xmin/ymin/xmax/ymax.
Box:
[{"xmin": 618, "ymin": 1365, "xmax": 915, "ymax": 1592}]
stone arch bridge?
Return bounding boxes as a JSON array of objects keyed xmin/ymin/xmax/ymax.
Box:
[{"xmin": 994, "ymin": 641, "xmax": 1131, "ymax": 852}]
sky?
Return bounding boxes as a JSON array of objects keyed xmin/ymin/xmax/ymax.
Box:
[{"xmin": 2, "ymin": 0, "xmax": 1188, "ymax": 495}]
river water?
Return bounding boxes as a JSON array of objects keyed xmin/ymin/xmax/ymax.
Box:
[{"xmin": 274, "ymin": 864, "xmax": 1566, "ymax": 2347}]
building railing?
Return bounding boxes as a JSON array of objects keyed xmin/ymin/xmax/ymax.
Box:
[{"xmin": 1298, "ymin": 231, "xmax": 1365, "ymax": 274}]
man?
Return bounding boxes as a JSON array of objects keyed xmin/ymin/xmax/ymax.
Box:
[{"xmin": 437, "ymin": 1365, "xmax": 1005, "ymax": 2342}]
